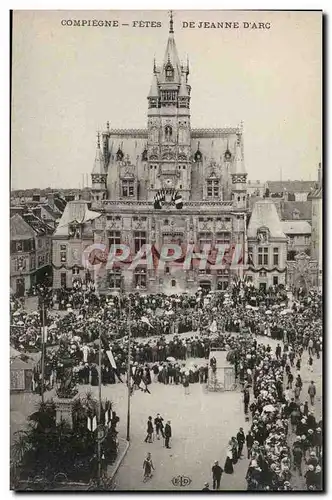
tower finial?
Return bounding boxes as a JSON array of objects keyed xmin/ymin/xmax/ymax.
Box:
[
  {"xmin": 97, "ymin": 131, "xmax": 100, "ymax": 148},
  {"xmin": 153, "ymin": 57, "xmax": 156, "ymax": 73},
  {"xmin": 169, "ymin": 10, "xmax": 174, "ymax": 34}
]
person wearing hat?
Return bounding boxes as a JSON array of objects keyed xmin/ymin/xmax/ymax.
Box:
[
  {"xmin": 314, "ymin": 465, "xmax": 322, "ymax": 490},
  {"xmin": 237, "ymin": 428, "xmax": 245, "ymax": 459},
  {"xmin": 308, "ymin": 381, "xmax": 316, "ymax": 407},
  {"xmin": 164, "ymin": 420, "xmax": 172, "ymax": 449},
  {"xmin": 202, "ymin": 482, "xmax": 210, "ymax": 491},
  {"xmin": 306, "ymin": 451, "xmax": 319, "ymax": 468},
  {"xmin": 292, "ymin": 440, "xmax": 303, "ymax": 476},
  {"xmin": 314, "ymin": 427, "xmax": 322, "ymax": 456},
  {"xmin": 304, "ymin": 464, "xmax": 316, "ymax": 490},
  {"xmin": 144, "ymin": 416, "xmax": 154, "ymax": 444},
  {"xmin": 211, "ymin": 460, "xmax": 223, "ymax": 490}
]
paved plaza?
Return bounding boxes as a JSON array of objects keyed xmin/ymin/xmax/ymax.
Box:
[{"xmin": 10, "ymin": 334, "xmax": 322, "ymax": 491}]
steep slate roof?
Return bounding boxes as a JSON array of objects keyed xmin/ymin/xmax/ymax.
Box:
[
  {"xmin": 281, "ymin": 201, "xmax": 312, "ymax": 220},
  {"xmin": 10, "ymin": 214, "xmax": 35, "ymax": 240},
  {"xmin": 54, "ymin": 201, "xmax": 101, "ymax": 237},
  {"xmin": 53, "ymin": 195, "xmax": 67, "ymax": 213},
  {"xmin": 267, "ymin": 180, "xmax": 316, "ymax": 194},
  {"xmin": 22, "ymin": 213, "xmax": 53, "ymax": 236},
  {"xmin": 248, "ymin": 199, "xmax": 286, "ymax": 239},
  {"xmin": 281, "ymin": 221, "xmax": 312, "ymax": 234},
  {"xmin": 308, "ymin": 186, "xmax": 322, "ymax": 199}
]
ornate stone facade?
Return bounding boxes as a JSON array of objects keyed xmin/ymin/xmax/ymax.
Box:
[{"xmin": 84, "ymin": 17, "xmax": 249, "ymax": 294}]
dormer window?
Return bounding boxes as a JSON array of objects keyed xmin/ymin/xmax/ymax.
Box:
[
  {"xmin": 68, "ymin": 223, "xmax": 81, "ymax": 239},
  {"xmin": 257, "ymin": 228, "xmax": 269, "ymax": 244},
  {"xmin": 165, "ymin": 63, "xmax": 174, "ymax": 81}
]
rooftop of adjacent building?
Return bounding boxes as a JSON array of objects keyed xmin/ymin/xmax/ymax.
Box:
[
  {"xmin": 247, "ymin": 198, "xmax": 286, "ymax": 239},
  {"xmin": 281, "ymin": 220, "xmax": 312, "ymax": 235},
  {"xmin": 10, "ymin": 212, "xmax": 54, "ymax": 240},
  {"xmin": 266, "ymin": 180, "xmax": 317, "ymax": 194}
]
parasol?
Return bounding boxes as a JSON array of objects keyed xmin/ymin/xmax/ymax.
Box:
[
  {"xmin": 280, "ymin": 309, "xmax": 292, "ymax": 315},
  {"xmin": 263, "ymin": 405, "xmax": 275, "ymax": 412},
  {"xmin": 166, "ymin": 356, "xmax": 176, "ymax": 362}
]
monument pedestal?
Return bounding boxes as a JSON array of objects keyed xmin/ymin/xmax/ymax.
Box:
[{"xmin": 54, "ymin": 396, "xmax": 77, "ymax": 428}]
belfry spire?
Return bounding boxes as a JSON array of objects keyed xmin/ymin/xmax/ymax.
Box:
[{"xmin": 169, "ymin": 10, "xmax": 174, "ymax": 34}]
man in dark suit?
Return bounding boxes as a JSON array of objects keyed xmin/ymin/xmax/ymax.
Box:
[
  {"xmin": 211, "ymin": 461, "xmax": 223, "ymax": 490},
  {"xmin": 164, "ymin": 420, "xmax": 172, "ymax": 449},
  {"xmin": 236, "ymin": 428, "xmax": 245, "ymax": 458}
]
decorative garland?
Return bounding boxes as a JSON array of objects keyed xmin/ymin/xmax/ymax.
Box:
[{"xmin": 248, "ymin": 265, "xmax": 287, "ymax": 273}]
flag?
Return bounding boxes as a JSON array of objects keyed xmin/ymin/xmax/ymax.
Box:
[
  {"xmin": 141, "ymin": 316, "xmax": 153, "ymax": 329},
  {"xmin": 92, "ymin": 416, "xmax": 97, "ymax": 431},
  {"xmin": 43, "ymin": 326, "xmax": 48, "ymax": 342},
  {"xmin": 154, "ymin": 189, "xmax": 166, "ymax": 209},
  {"xmin": 106, "ymin": 349, "xmax": 117, "ymax": 370},
  {"xmin": 87, "ymin": 417, "xmax": 92, "ymax": 431},
  {"xmin": 171, "ymin": 190, "xmax": 183, "ymax": 209},
  {"xmin": 101, "ymin": 333, "xmax": 117, "ymax": 369}
]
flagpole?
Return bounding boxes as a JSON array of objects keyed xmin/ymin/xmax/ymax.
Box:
[
  {"xmin": 126, "ymin": 298, "xmax": 131, "ymax": 442},
  {"xmin": 97, "ymin": 320, "xmax": 102, "ymax": 484},
  {"xmin": 41, "ymin": 299, "xmax": 45, "ymax": 404}
]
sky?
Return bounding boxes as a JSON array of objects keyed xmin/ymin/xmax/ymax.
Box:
[{"xmin": 11, "ymin": 9, "xmax": 322, "ymax": 189}]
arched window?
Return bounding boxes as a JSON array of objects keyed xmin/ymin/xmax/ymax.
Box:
[
  {"xmin": 165, "ymin": 63, "xmax": 174, "ymax": 81},
  {"xmin": 165, "ymin": 125, "xmax": 172, "ymax": 141}
]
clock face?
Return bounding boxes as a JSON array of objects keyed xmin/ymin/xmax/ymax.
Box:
[{"xmin": 164, "ymin": 178, "xmax": 174, "ymax": 189}]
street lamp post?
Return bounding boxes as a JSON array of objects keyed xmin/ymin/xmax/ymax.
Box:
[
  {"xmin": 40, "ymin": 299, "xmax": 46, "ymax": 404},
  {"xmin": 126, "ymin": 298, "xmax": 132, "ymax": 442}
]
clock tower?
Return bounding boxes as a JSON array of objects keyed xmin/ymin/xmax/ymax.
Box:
[{"xmin": 147, "ymin": 12, "xmax": 192, "ymax": 201}]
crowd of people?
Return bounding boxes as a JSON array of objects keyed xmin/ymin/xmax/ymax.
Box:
[{"xmin": 10, "ymin": 278, "xmax": 323, "ymax": 491}]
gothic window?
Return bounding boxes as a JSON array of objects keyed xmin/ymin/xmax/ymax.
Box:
[
  {"xmin": 165, "ymin": 125, "xmax": 172, "ymax": 141},
  {"xmin": 273, "ymin": 276, "xmax": 279, "ymax": 286},
  {"xmin": 134, "ymin": 231, "xmax": 147, "ymax": 253},
  {"xmin": 273, "ymin": 247, "xmax": 279, "ymax": 266},
  {"xmin": 207, "ymin": 179, "xmax": 219, "ymax": 198},
  {"xmin": 108, "ymin": 269, "xmax": 122, "ymax": 289},
  {"xmin": 134, "ymin": 268, "xmax": 147, "ymax": 288},
  {"xmin": 122, "ymin": 179, "xmax": 134, "ymax": 197}
]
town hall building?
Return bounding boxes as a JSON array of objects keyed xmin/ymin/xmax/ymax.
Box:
[{"xmin": 52, "ymin": 14, "xmax": 288, "ymax": 294}]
